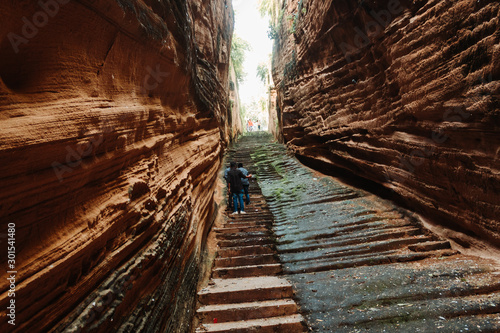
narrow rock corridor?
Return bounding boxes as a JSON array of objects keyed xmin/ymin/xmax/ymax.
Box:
[
  {"xmin": 1, "ymin": 1, "xmax": 499, "ymax": 332},
  {"xmin": 195, "ymin": 133, "xmax": 500, "ymax": 332}
]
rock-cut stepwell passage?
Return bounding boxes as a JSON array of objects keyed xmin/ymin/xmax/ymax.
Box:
[{"xmin": 197, "ymin": 133, "xmax": 500, "ymax": 332}]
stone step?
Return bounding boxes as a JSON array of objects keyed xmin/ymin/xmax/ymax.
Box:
[
  {"xmin": 226, "ymin": 210, "xmax": 270, "ymax": 216},
  {"xmin": 214, "ymin": 225, "xmax": 270, "ymax": 234},
  {"xmin": 198, "ymin": 276, "xmax": 294, "ymax": 305},
  {"xmin": 226, "ymin": 214, "xmax": 272, "ymax": 220},
  {"xmin": 283, "ymin": 249, "xmax": 458, "ymax": 274},
  {"xmin": 224, "ymin": 220, "xmax": 273, "ymax": 228},
  {"xmin": 217, "ymin": 244, "xmax": 276, "ymax": 258},
  {"xmin": 277, "ymin": 227, "xmax": 425, "ymax": 253},
  {"xmin": 197, "ymin": 299, "xmax": 299, "ymax": 324},
  {"xmin": 215, "ymin": 254, "xmax": 278, "ymax": 268},
  {"xmin": 216, "ymin": 230, "xmax": 271, "ymax": 240},
  {"xmin": 213, "ymin": 263, "xmax": 282, "ymax": 278},
  {"xmin": 279, "ymin": 235, "xmax": 439, "ymax": 263},
  {"xmin": 218, "ymin": 236, "xmax": 275, "ymax": 248},
  {"xmin": 195, "ymin": 314, "xmax": 307, "ymax": 333}
]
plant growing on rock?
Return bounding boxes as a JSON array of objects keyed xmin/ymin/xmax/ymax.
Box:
[
  {"xmin": 259, "ymin": 0, "xmax": 285, "ymax": 40},
  {"xmin": 267, "ymin": 22, "xmax": 279, "ymax": 40}
]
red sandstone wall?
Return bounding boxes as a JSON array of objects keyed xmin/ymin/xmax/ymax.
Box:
[
  {"xmin": 0, "ymin": 0, "xmax": 234, "ymax": 331},
  {"xmin": 272, "ymin": 0, "xmax": 499, "ymax": 246}
]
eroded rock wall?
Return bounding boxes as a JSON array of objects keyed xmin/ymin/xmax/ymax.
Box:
[
  {"xmin": 0, "ymin": 0, "xmax": 235, "ymax": 331},
  {"xmin": 272, "ymin": 0, "xmax": 500, "ymax": 246}
]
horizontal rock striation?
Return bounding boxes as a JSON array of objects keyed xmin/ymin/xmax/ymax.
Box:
[
  {"xmin": 0, "ymin": 0, "xmax": 237, "ymax": 332},
  {"xmin": 271, "ymin": 0, "xmax": 500, "ymax": 248}
]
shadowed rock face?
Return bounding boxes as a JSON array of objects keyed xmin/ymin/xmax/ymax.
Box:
[
  {"xmin": 0, "ymin": 0, "xmax": 236, "ymax": 332},
  {"xmin": 271, "ymin": 0, "xmax": 500, "ymax": 247}
]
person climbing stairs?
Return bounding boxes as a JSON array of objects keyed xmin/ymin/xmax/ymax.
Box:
[{"xmin": 194, "ymin": 135, "xmax": 307, "ymax": 332}]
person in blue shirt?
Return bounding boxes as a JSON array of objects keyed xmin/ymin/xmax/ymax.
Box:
[{"xmin": 238, "ymin": 163, "xmax": 251, "ymax": 205}]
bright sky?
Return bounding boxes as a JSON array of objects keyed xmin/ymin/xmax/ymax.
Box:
[{"xmin": 232, "ymin": 0, "xmax": 273, "ymax": 106}]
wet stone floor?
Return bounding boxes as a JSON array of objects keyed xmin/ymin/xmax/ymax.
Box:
[{"xmin": 237, "ymin": 132, "xmax": 500, "ymax": 332}]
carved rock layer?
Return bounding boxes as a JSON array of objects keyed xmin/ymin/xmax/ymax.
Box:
[
  {"xmin": 0, "ymin": 0, "xmax": 237, "ymax": 332},
  {"xmin": 272, "ymin": 0, "xmax": 500, "ymax": 247}
]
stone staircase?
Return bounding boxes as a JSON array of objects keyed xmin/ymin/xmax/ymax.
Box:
[
  {"xmin": 195, "ymin": 133, "xmax": 500, "ymax": 332},
  {"xmin": 194, "ymin": 138, "xmax": 307, "ymax": 332}
]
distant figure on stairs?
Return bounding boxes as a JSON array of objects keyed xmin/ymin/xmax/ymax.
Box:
[
  {"xmin": 238, "ymin": 162, "xmax": 251, "ymax": 205},
  {"xmin": 227, "ymin": 161, "xmax": 252, "ymax": 215},
  {"xmin": 247, "ymin": 119, "xmax": 253, "ymax": 132}
]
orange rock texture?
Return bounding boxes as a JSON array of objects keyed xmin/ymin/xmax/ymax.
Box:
[
  {"xmin": 271, "ymin": 0, "xmax": 499, "ymax": 246},
  {"xmin": 0, "ymin": 0, "xmax": 237, "ymax": 331}
]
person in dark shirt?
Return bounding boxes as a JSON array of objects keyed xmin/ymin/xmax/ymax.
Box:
[
  {"xmin": 227, "ymin": 161, "xmax": 252, "ymax": 214},
  {"xmin": 238, "ymin": 163, "xmax": 250, "ymax": 205},
  {"xmin": 223, "ymin": 163, "xmax": 233, "ymax": 210}
]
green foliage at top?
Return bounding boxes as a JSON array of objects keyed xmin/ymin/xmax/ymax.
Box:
[
  {"xmin": 256, "ymin": 62, "xmax": 269, "ymax": 85},
  {"xmin": 268, "ymin": 22, "xmax": 279, "ymax": 40},
  {"xmin": 259, "ymin": 0, "xmax": 283, "ymax": 40},
  {"xmin": 231, "ymin": 34, "xmax": 251, "ymax": 84},
  {"xmin": 257, "ymin": 0, "xmax": 276, "ymax": 19}
]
